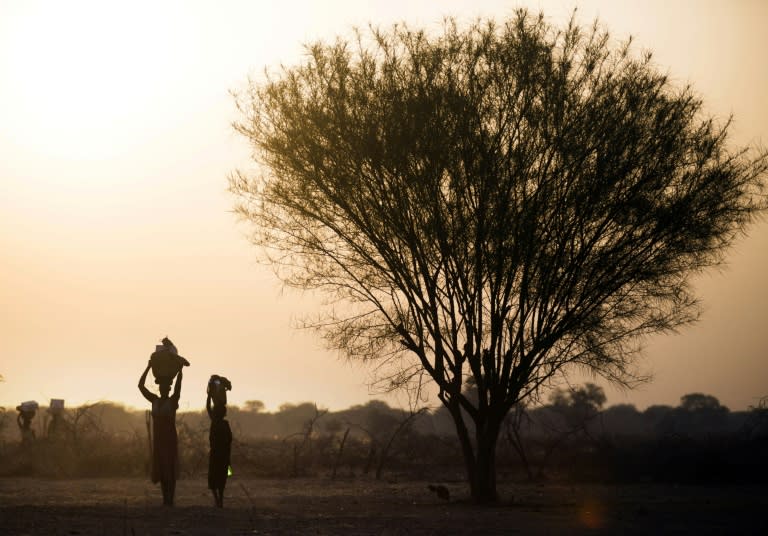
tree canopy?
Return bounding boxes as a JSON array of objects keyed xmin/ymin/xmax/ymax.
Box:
[{"xmin": 231, "ymin": 10, "xmax": 767, "ymax": 501}]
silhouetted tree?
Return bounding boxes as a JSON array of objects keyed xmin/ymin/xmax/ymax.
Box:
[
  {"xmin": 374, "ymin": 373, "xmax": 429, "ymax": 479},
  {"xmin": 231, "ymin": 10, "xmax": 768, "ymax": 502},
  {"xmin": 275, "ymin": 402, "xmax": 320, "ymax": 437},
  {"xmin": 513, "ymin": 384, "xmax": 607, "ymax": 478},
  {"xmin": 323, "ymin": 418, "xmax": 351, "ymax": 479},
  {"xmin": 680, "ymin": 393, "xmax": 727, "ymax": 413},
  {"xmin": 70, "ymin": 403, "xmax": 101, "ymax": 447},
  {"xmin": 243, "ymin": 400, "xmax": 266, "ymax": 413},
  {"xmin": 674, "ymin": 393, "xmax": 731, "ymax": 437},
  {"xmin": 280, "ymin": 403, "xmax": 327, "ymax": 475},
  {"xmin": 742, "ymin": 396, "xmax": 768, "ymax": 440},
  {"xmin": 549, "ymin": 383, "xmax": 606, "ymax": 433},
  {"xmin": 600, "ymin": 403, "xmax": 644, "ymax": 436}
]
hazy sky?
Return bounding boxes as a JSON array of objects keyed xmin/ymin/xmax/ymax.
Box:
[{"xmin": 1, "ymin": 0, "xmax": 766, "ymax": 413}]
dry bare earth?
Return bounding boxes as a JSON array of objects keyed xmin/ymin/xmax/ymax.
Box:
[{"xmin": 0, "ymin": 477, "xmax": 765, "ymax": 535}]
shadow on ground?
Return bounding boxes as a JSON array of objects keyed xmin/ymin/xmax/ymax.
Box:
[{"xmin": 0, "ymin": 477, "xmax": 766, "ymax": 535}]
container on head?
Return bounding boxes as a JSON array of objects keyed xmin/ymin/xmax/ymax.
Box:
[
  {"xmin": 17, "ymin": 400, "xmax": 38, "ymax": 419},
  {"xmin": 208, "ymin": 375, "xmax": 232, "ymax": 406},
  {"xmin": 49, "ymin": 399, "xmax": 65, "ymax": 414},
  {"xmin": 19, "ymin": 400, "xmax": 39, "ymax": 412},
  {"xmin": 150, "ymin": 338, "xmax": 190, "ymax": 385}
]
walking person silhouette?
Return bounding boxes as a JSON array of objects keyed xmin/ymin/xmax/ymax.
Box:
[
  {"xmin": 139, "ymin": 337, "xmax": 187, "ymax": 506},
  {"xmin": 207, "ymin": 375, "xmax": 232, "ymax": 507},
  {"xmin": 15, "ymin": 402, "xmax": 37, "ymax": 444}
]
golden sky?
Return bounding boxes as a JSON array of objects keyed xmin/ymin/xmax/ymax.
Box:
[{"xmin": 1, "ymin": 0, "xmax": 766, "ymax": 412}]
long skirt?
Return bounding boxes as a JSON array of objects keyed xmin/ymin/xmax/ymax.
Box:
[
  {"xmin": 152, "ymin": 415, "xmax": 179, "ymax": 484},
  {"xmin": 208, "ymin": 420, "xmax": 231, "ymax": 490}
]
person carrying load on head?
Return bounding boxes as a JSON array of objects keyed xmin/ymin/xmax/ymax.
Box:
[
  {"xmin": 47, "ymin": 399, "xmax": 67, "ymax": 440},
  {"xmin": 206, "ymin": 374, "xmax": 232, "ymax": 508},
  {"xmin": 16, "ymin": 401, "xmax": 38, "ymax": 444},
  {"xmin": 138, "ymin": 336, "xmax": 189, "ymax": 506}
]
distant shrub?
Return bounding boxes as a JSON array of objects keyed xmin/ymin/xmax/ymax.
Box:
[{"xmin": 0, "ymin": 396, "xmax": 764, "ymax": 484}]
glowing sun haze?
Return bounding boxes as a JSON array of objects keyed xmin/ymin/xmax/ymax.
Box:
[{"xmin": 1, "ymin": 0, "xmax": 766, "ymax": 412}]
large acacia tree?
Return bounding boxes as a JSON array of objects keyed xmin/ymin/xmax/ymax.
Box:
[{"xmin": 231, "ymin": 11, "xmax": 766, "ymax": 502}]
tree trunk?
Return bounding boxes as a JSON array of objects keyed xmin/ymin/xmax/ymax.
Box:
[
  {"xmin": 469, "ymin": 419, "xmax": 501, "ymax": 503},
  {"xmin": 448, "ymin": 402, "xmax": 502, "ymax": 504}
]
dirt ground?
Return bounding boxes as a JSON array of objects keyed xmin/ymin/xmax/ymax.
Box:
[{"xmin": 0, "ymin": 477, "xmax": 765, "ymax": 535}]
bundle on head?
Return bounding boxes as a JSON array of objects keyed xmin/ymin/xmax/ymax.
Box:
[
  {"xmin": 160, "ymin": 337, "xmax": 190, "ymax": 365},
  {"xmin": 208, "ymin": 375, "xmax": 232, "ymax": 391},
  {"xmin": 208, "ymin": 375, "xmax": 232, "ymax": 406},
  {"xmin": 161, "ymin": 337, "xmax": 177, "ymax": 354}
]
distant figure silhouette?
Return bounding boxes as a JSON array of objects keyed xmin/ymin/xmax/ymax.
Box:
[
  {"xmin": 428, "ymin": 484, "xmax": 450, "ymax": 502},
  {"xmin": 46, "ymin": 399, "xmax": 67, "ymax": 440},
  {"xmin": 139, "ymin": 359, "xmax": 183, "ymax": 506},
  {"xmin": 207, "ymin": 375, "xmax": 233, "ymax": 508},
  {"xmin": 16, "ymin": 401, "xmax": 37, "ymax": 444}
]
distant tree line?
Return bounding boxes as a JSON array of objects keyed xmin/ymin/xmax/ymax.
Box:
[{"xmin": 1, "ymin": 387, "xmax": 766, "ymax": 485}]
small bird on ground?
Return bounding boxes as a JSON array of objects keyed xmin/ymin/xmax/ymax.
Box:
[{"xmin": 427, "ymin": 484, "xmax": 450, "ymax": 502}]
